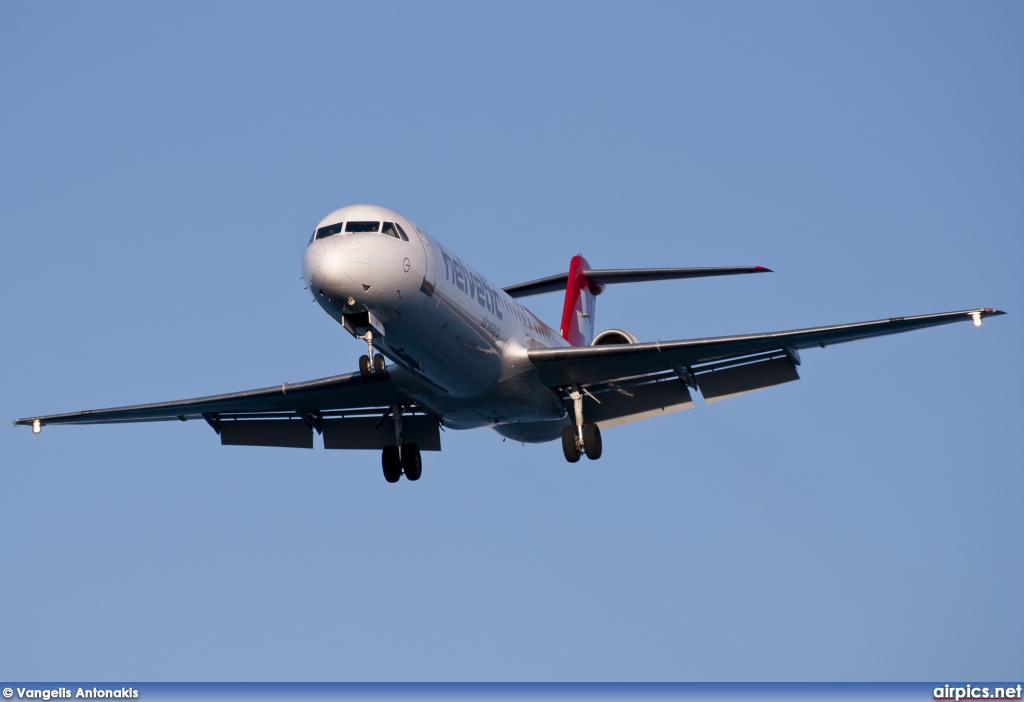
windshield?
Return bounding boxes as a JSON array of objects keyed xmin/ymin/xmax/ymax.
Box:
[
  {"xmin": 313, "ymin": 219, "xmax": 403, "ymax": 242},
  {"xmin": 315, "ymin": 223, "xmax": 343, "ymax": 240},
  {"xmin": 345, "ymin": 221, "xmax": 380, "ymax": 233},
  {"xmin": 382, "ymin": 222, "xmax": 409, "ymax": 241}
]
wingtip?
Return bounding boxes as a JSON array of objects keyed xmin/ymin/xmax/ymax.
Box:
[
  {"xmin": 14, "ymin": 417, "xmax": 43, "ymax": 433},
  {"xmin": 755, "ymin": 266, "xmax": 773, "ymax": 273},
  {"xmin": 969, "ymin": 308, "xmax": 1006, "ymax": 327}
]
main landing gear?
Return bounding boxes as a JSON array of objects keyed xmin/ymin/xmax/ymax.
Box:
[
  {"xmin": 382, "ymin": 443, "xmax": 421, "ymax": 482},
  {"xmin": 358, "ymin": 330, "xmax": 387, "ymax": 377},
  {"xmin": 561, "ymin": 385, "xmax": 602, "ymax": 463},
  {"xmin": 381, "ymin": 404, "xmax": 422, "ymax": 483}
]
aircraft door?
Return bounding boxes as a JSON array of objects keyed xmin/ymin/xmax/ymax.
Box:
[{"xmin": 413, "ymin": 225, "xmax": 436, "ymax": 297}]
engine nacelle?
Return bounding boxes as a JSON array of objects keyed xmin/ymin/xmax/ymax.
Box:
[{"xmin": 591, "ymin": 329, "xmax": 640, "ymax": 346}]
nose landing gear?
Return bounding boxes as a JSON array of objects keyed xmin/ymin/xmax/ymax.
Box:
[
  {"xmin": 357, "ymin": 330, "xmax": 387, "ymax": 377},
  {"xmin": 380, "ymin": 404, "xmax": 424, "ymax": 483},
  {"xmin": 561, "ymin": 386, "xmax": 602, "ymax": 462}
]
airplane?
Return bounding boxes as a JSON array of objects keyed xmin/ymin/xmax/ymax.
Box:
[{"xmin": 15, "ymin": 203, "xmax": 1005, "ymax": 483}]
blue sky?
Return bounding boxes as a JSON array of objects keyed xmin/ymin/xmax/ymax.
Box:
[{"xmin": 2, "ymin": 0, "xmax": 1021, "ymax": 682}]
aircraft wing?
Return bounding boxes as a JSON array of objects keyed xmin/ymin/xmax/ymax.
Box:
[
  {"xmin": 527, "ymin": 308, "xmax": 1004, "ymax": 415},
  {"xmin": 14, "ymin": 372, "xmax": 440, "ymax": 450}
]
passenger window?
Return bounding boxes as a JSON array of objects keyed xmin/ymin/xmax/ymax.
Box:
[
  {"xmin": 345, "ymin": 221, "xmax": 380, "ymax": 233},
  {"xmin": 394, "ymin": 223, "xmax": 410, "ymax": 241},
  {"xmin": 315, "ymin": 223, "xmax": 343, "ymax": 240}
]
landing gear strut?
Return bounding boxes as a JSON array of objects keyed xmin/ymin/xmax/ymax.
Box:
[
  {"xmin": 380, "ymin": 404, "xmax": 423, "ymax": 483},
  {"xmin": 561, "ymin": 385, "xmax": 602, "ymax": 462},
  {"xmin": 358, "ymin": 330, "xmax": 387, "ymax": 377}
]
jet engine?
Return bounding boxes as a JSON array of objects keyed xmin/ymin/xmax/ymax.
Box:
[{"xmin": 591, "ymin": 329, "xmax": 640, "ymax": 346}]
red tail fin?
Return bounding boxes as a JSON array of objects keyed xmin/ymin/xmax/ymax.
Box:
[{"xmin": 560, "ymin": 255, "xmax": 598, "ymax": 346}]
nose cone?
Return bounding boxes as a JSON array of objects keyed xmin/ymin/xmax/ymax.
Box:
[{"xmin": 304, "ymin": 236, "xmax": 375, "ymax": 299}]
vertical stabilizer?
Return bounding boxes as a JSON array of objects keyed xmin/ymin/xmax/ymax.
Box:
[{"xmin": 560, "ymin": 254, "xmax": 599, "ymax": 346}]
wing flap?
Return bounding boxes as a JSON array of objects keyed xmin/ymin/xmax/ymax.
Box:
[
  {"xmin": 220, "ymin": 419, "xmax": 314, "ymax": 448},
  {"xmin": 323, "ymin": 416, "xmax": 441, "ymax": 451},
  {"xmin": 697, "ymin": 356, "xmax": 800, "ymax": 403},
  {"xmin": 584, "ymin": 377, "xmax": 694, "ymax": 429}
]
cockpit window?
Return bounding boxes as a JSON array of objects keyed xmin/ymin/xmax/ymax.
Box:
[
  {"xmin": 345, "ymin": 221, "xmax": 380, "ymax": 233},
  {"xmin": 314, "ymin": 219, "xmax": 405, "ymax": 241},
  {"xmin": 382, "ymin": 222, "xmax": 409, "ymax": 241},
  {"xmin": 315, "ymin": 223, "xmax": 343, "ymax": 240}
]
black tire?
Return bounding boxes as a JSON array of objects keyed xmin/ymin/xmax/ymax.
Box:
[
  {"xmin": 359, "ymin": 355, "xmax": 371, "ymax": 377},
  {"xmin": 402, "ymin": 443, "xmax": 422, "ymax": 481},
  {"xmin": 582, "ymin": 423, "xmax": 602, "ymax": 460},
  {"xmin": 373, "ymin": 353, "xmax": 387, "ymax": 375},
  {"xmin": 382, "ymin": 444, "xmax": 402, "ymax": 483},
  {"xmin": 561, "ymin": 425, "xmax": 580, "ymax": 463}
]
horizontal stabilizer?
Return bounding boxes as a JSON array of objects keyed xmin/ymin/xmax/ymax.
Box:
[{"xmin": 504, "ymin": 266, "xmax": 771, "ymax": 298}]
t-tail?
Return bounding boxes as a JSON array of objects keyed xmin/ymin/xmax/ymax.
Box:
[
  {"xmin": 506, "ymin": 258, "xmax": 773, "ymax": 345},
  {"xmin": 560, "ymin": 254, "xmax": 599, "ymax": 346}
]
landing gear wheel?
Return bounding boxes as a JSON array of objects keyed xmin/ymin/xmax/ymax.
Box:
[
  {"xmin": 561, "ymin": 425, "xmax": 580, "ymax": 463},
  {"xmin": 582, "ymin": 423, "xmax": 602, "ymax": 460},
  {"xmin": 402, "ymin": 443, "xmax": 422, "ymax": 481},
  {"xmin": 382, "ymin": 445, "xmax": 401, "ymax": 483},
  {"xmin": 373, "ymin": 353, "xmax": 387, "ymax": 375},
  {"xmin": 359, "ymin": 355, "xmax": 371, "ymax": 377}
]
